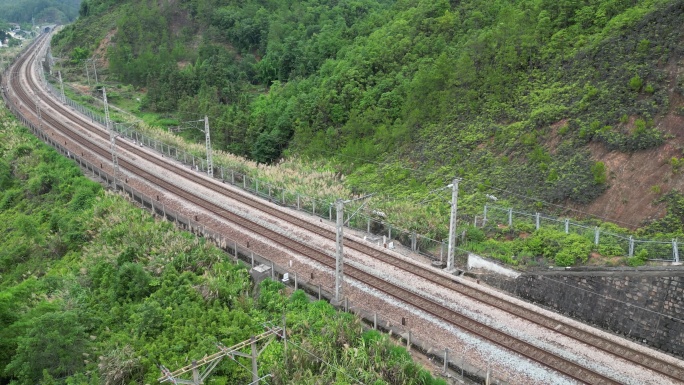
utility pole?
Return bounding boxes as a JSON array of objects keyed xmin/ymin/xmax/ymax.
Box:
[
  {"xmin": 92, "ymin": 59, "xmax": 98, "ymax": 84},
  {"xmin": 446, "ymin": 178, "xmax": 462, "ymax": 271},
  {"xmin": 34, "ymin": 96, "xmax": 42, "ymax": 128},
  {"xmin": 282, "ymin": 316, "xmax": 288, "ymax": 369},
  {"xmin": 58, "ymin": 70, "xmax": 65, "ymax": 103},
  {"xmin": 173, "ymin": 117, "xmax": 213, "ymax": 177},
  {"xmin": 103, "ymin": 87, "xmax": 119, "ymax": 185},
  {"xmin": 204, "ymin": 115, "xmax": 213, "ymax": 177},
  {"xmin": 333, "ymin": 193, "xmax": 373, "ymax": 303},
  {"xmin": 335, "ymin": 199, "xmax": 345, "ymax": 302}
]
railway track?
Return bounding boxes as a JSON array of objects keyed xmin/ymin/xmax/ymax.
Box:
[{"xmin": 5, "ymin": 32, "xmax": 683, "ymax": 384}]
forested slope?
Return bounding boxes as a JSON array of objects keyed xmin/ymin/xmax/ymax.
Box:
[
  {"xmin": 52, "ymin": 0, "xmax": 684, "ymax": 228},
  {"xmin": 0, "ymin": 0, "xmax": 80, "ymax": 24}
]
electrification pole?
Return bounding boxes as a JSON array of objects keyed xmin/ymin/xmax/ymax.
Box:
[
  {"xmin": 92, "ymin": 59, "xmax": 98, "ymax": 84},
  {"xmin": 446, "ymin": 178, "xmax": 461, "ymax": 271},
  {"xmin": 58, "ymin": 70, "xmax": 65, "ymax": 103},
  {"xmin": 173, "ymin": 117, "xmax": 213, "ymax": 177},
  {"xmin": 103, "ymin": 87, "xmax": 119, "ymax": 185},
  {"xmin": 204, "ymin": 115, "xmax": 213, "ymax": 177},
  {"xmin": 335, "ymin": 199, "xmax": 345, "ymax": 302},
  {"xmin": 35, "ymin": 98, "xmax": 42, "ymax": 128},
  {"xmin": 333, "ymin": 193, "xmax": 373, "ymax": 303}
]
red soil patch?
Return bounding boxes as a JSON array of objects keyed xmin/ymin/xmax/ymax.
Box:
[{"xmin": 569, "ymin": 59, "xmax": 684, "ymax": 229}]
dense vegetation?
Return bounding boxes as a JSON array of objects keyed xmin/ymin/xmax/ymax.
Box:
[
  {"xmin": 0, "ymin": 0, "xmax": 80, "ymax": 24},
  {"xmin": 48, "ymin": 0, "xmax": 684, "ymax": 267},
  {"xmin": 54, "ymin": 0, "xmax": 683, "ymax": 187},
  {"xmin": 0, "ymin": 106, "xmax": 445, "ymax": 384}
]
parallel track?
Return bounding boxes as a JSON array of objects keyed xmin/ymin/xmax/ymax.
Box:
[{"xmin": 6, "ymin": 32, "xmax": 683, "ymax": 384}]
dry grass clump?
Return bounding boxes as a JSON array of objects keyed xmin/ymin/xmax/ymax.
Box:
[{"xmin": 130, "ymin": 120, "xmax": 353, "ymax": 201}]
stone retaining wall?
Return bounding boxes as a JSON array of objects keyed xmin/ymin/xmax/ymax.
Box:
[{"xmin": 475, "ymin": 268, "xmax": 684, "ymax": 358}]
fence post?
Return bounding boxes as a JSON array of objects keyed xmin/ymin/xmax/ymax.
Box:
[
  {"xmin": 443, "ymin": 348, "xmax": 449, "ymax": 373},
  {"xmin": 411, "ymin": 231, "xmax": 417, "ymax": 251},
  {"xmin": 388, "ymin": 225, "xmax": 392, "ymax": 240},
  {"xmin": 595, "ymin": 227, "xmax": 600, "ymax": 246},
  {"xmin": 256, "ymin": 180, "xmax": 259, "ymax": 194},
  {"xmin": 243, "ymin": 175, "xmax": 247, "ymax": 189},
  {"xmin": 629, "ymin": 236, "xmax": 634, "ymax": 257},
  {"xmin": 406, "ymin": 330, "xmax": 411, "ymax": 350},
  {"xmin": 294, "ymin": 273, "xmax": 298, "ymax": 290},
  {"xmin": 564, "ymin": 218, "xmax": 570, "ymax": 234},
  {"xmin": 507, "ymin": 208, "xmax": 513, "ymax": 227},
  {"xmin": 373, "ymin": 313, "xmax": 377, "ymax": 329},
  {"xmin": 367, "ymin": 218, "xmax": 371, "ymax": 233},
  {"xmin": 673, "ymin": 239, "xmax": 679, "ymax": 263},
  {"xmin": 329, "ymin": 204, "xmax": 332, "ymax": 221},
  {"xmin": 483, "ymin": 205, "xmax": 488, "ymax": 226},
  {"xmin": 535, "ymin": 212, "xmax": 540, "ymax": 230},
  {"xmin": 297, "ymin": 194, "xmax": 300, "ymax": 210},
  {"xmin": 312, "ymin": 200, "xmax": 316, "ymax": 216},
  {"xmin": 282, "ymin": 190, "xmax": 285, "ymax": 205},
  {"xmin": 231, "ymin": 169, "xmax": 234, "ymax": 184}
]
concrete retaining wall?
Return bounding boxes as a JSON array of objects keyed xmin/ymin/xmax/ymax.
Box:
[{"xmin": 474, "ymin": 266, "xmax": 684, "ymax": 358}]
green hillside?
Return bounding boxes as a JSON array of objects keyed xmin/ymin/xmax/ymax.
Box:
[
  {"xmin": 0, "ymin": 0, "xmax": 80, "ymax": 24},
  {"xmin": 54, "ymin": 0, "xmax": 684, "ymax": 214},
  {"xmin": 0, "ymin": 105, "xmax": 445, "ymax": 385},
  {"xmin": 49, "ymin": 0, "xmax": 684, "ymax": 266}
]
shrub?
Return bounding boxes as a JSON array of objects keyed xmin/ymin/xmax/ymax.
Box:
[
  {"xmin": 525, "ymin": 229, "xmax": 592, "ymax": 266},
  {"xmin": 464, "ymin": 225, "xmax": 485, "ymax": 243},
  {"xmin": 627, "ymin": 248, "xmax": 648, "ymax": 267},
  {"xmin": 629, "ymin": 75, "xmax": 643, "ymax": 91},
  {"xmin": 598, "ymin": 242, "xmax": 625, "ymax": 257},
  {"xmin": 591, "ymin": 162, "xmax": 607, "ymax": 185}
]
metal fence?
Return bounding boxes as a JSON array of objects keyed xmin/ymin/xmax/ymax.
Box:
[{"xmin": 483, "ymin": 204, "xmax": 680, "ymax": 262}]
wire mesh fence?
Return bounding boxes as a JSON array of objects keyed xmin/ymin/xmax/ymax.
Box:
[{"xmin": 483, "ymin": 204, "xmax": 680, "ymax": 262}]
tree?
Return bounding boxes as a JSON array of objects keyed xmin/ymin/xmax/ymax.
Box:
[{"xmin": 4, "ymin": 310, "xmax": 88, "ymax": 384}]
